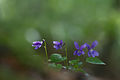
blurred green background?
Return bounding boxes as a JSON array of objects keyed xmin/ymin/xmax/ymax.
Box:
[{"xmin": 0, "ymin": 0, "xmax": 120, "ymax": 80}]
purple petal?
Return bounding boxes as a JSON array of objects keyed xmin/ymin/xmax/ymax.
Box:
[
  {"xmin": 53, "ymin": 40, "xmax": 64, "ymax": 50},
  {"xmin": 35, "ymin": 46, "xmax": 39, "ymax": 50},
  {"xmin": 85, "ymin": 43, "xmax": 91, "ymax": 50},
  {"xmin": 53, "ymin": 41, "xmax": 60, "ymax": 45},
  {"xmin": 74, "ymin": 42, "xmax": 80, "ymax": 49},
  {"xmin": 93, "ymin": 50, "xmax": 99, "ymax": 56},
  {"xmin": 33, "ymin": 41, "xmax": 43, "ymax": 45},
  {"xmin": 80, "ymin": 43, "xmax": 87, "ymax": 50},
  {"xmin": 81, "ymin": 50, "xmax": 85, "ymax": 55},
  {"xmin": 32, "ymin": 44, "xmax": 35, "ymax": 46},
  {"xmin": 53, "ymin": 45, "xmax": 59, "ymax": 50},
  {"xmin": 90, "ymin": 50, "xmax": 95, "ymax": 57},
  {"xmin": 32, "ymin": 41, "xmax": 43, "ymax": 50},
  {"xmin": 59, "ymin": 45, "xmax": 63, "ymax": 49},
  {"xmin": 60, "ymin": 40, "xmax": 63, "ymax": 44},
  {"xmin": 38, "ymin": 45, "xmax": 42, "ymax": 48},
  {"xmin": 91, "ymin": 40, "xmax": 98, "ymax": 49},
  {"xmin": 73, "ymin": 50, "xmax": 78, "ymax": 55},
  {"xmin": 91, "ymin": 54, "xmax": 95, "ymax": 57},
  {"xmin": 77, "ymin": 51, "xmax": 82, "ymax": 56},
  {"xmin": 88, "ymin": 51, "xmax": 91, "ymax": 57}
]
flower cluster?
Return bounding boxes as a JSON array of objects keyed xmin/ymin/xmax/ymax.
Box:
[
  {"xmin": 53, "ymin": 40, "xmax": 64, "ymax": 50},
  {"xmin": 73, "ymin": 42, "xmax": 86, "ymax": 56},
  {"xmin": 74, "ymin": 40, "xmax": 99, "ymax": 57},
  {"xmin": 32, "ymin": 40, "xmax": 99, "ymax": 57},
  {"xmin": 32, "ymin": 41, "xmax": 43, "ymax": 49},
  {"xmin": 32, "ymin": 39, "xmax": 105, "ymax": 73},
  {"xmin": 86, "ymin": 40, "xmax": 99, "ymax": 57}
]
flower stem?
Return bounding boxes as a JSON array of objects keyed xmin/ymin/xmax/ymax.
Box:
[
  {"xmin": 44, "ymin": 40, "xmax": 48, "ymax": 61},
  {"xmin": 65, "ymin": 47, "xmax": 68, "ymax": 68},
  {"xmin": 77, "ymin": 56, "xmax": 80, "ymax": 61}
]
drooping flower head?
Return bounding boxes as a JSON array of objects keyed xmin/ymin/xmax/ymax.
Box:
[
  {"xmin": 73, "ymin": 42, "xmax": 87, "ymax": 56},
  {"xmin": 32, "ymin": 41, "xmax": 43, "ymax": 50},
  {"xmin": 86, "ymin": 40, "xmax": 99, "ymax": 57},
  {"xmin": 53, "ymin": 40, "xmax": 64, "ymax": 50}
]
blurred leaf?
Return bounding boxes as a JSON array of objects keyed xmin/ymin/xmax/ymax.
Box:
[
  {"xmin": 74, "ymin": 64, "xmax": 78, "ymax": 68},
  {"xmin": 50, "ymin": 53, "xmax": 66, "ymax": 63},
  {"xmin": 77, "ymin": 68, "xmax": 87, "ymax": 74},
  {"xmin": 78, "ymin": 62, "xmax": 83, "ymax": 66},
  {"xmin": 48, "ymin": 63, "xmax": 62, "ymax": 70},
  {"xmin": 69, "ymin": 60, "xmax": 78, "ymax": 65},
  {"xmin": 56, "ymin": 64, "xmax": 62, "ymax": 69},
  {"xmin": 86, "ymin": 57, "xmax": 106, "ymax": 65},
  {"xmin": 68, "ymin": 66, "xmax": 75, "ymax": 70},
  {"xmin": 48, "ymin": 63, "xmax": 56, "ymax": 68},
  {"xmin": 61, "ymin": 57, "xmax": 67, "ymax": 61}
]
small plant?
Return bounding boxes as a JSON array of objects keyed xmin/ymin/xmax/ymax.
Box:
[{"xmin": 32, "ymin": 39, "xmax": 105, "ymax": 73}]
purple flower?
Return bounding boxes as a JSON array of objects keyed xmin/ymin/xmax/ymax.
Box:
[
  {"xmin": 73, "ymin": 42, "xmax": 87, "ymax": 56},
  {"xmin": 53, "ymin": 40, "xmax": 64, "ymax": 50},
  {"xmin": 32, "ymin": 41, "xmax": 43, "ymax": 50},
  {"xmin": 86, "ymin": 40, "xmax": 99, "ymax": 57}
]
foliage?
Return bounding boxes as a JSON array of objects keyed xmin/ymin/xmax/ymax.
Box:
[
  {"xmin": 32, "ymin": 39, "xmax": 106, "ymax": 73},
  {"xmin": 86, "ymin": 57, "xmax": 105, "ymax": 65},
  {"xmin": 49, "ymin": 53, "xmax": 66, "ymax": 63}
]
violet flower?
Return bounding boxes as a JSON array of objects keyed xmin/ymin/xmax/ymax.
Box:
[
  {"xmin": 86, "ymin": 40, "xmax": 99, "ymax": 57},
  {"xmin": 53, "ymin": 40, "xmax": 64, "ymax": 50},
  {"xmin": 73, "ymin": 42, "xmax": 87, "ymax": 56},
  {"xmin": 32, "ymin": 41, "xmax": 43, "ymax": 50}
]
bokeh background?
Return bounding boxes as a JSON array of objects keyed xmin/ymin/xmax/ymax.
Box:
[{"xmin": 0, "ymin": 0, "xmax": 120, "ymax": 80}]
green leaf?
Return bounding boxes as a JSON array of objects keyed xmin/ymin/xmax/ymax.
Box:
[
  {"xmin": 56, "ymin": 64, "xmax": 62, "ymax": 69},
  {"xmin": 61, "ymin": 57, "xmax": 67, "ymax": 61},
  {"xmin": 86, "ymin": 57, "xmax": 106, "ymax": 65},
  {"xmin": 77, "ymin": 68, "xmax": 87, "ymax": 74},
  {"xmin": 68, "ymin": 66, "xmax": 75, "ymax": 70},
  {"xmin": 48, "ymin": 63, "xmax": 63, "ymax": 70},
  {"xmin": 78, "ymin": 62, "xmax": 83, "ymax": 66},
  {"xmin": 50, "ymin": 53, "xmax": 66, "ymax": 63},
  {"xmin": 48, "ymin": 63, "xmax": 56, "ymax": 68},
  {"xmin": 74, "ymin": 64, "xmax": 78, "ymax": 68},
  {"xmin": 69, "ymin": 60, "xmax": 78, "ymax": 65}
]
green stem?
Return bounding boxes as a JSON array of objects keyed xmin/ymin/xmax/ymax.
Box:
[
  {"xmin": 77, "ymin": 56, "xmax": 80, "ymax": 61},
  {"xmin": 44, "ymin": 40, "xmax": 48, "ymax": 61},
  {"xmin": 65, "ymin": 47, "xmax": 68, "ymax": 68}
]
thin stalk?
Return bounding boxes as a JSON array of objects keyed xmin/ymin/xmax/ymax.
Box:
[
  {"xmin": 65, "ymin": 47, "xmax": 68, "ymax": 68},
  {"xmin": 44, "ymin": 40, "xmax": 48, "ymax": 61},
  {"xmin": 77, "ymin": 56, "xmax": 80, "ymax": 61}
]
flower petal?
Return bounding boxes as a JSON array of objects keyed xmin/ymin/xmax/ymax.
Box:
[
  {"xmin": 32, "ymin": 41, "xmax": 43, "ymax": 50},
  {"xmin": 33, "ymin": 41, "xmax": 42, "ymax": 45},
  {"xmin": 81, "ymin": 50, "xmax": 85, "ymax": 55},
  {"xmin": 80, "ymin": 43, "xmax": 87, "ymax": 50},
  {"xmin": 60, "ymin": 40, "xmax": 63, "ymax": 44},
  {"xmin": 85, "ymin": 43, "xmax": 91, "ymax": 50},
  {"xmin": 32, "ymin": 44, "xmax": 35, "ymax": 46},
  {"xmin": 74, "ymin": 42, "xmax": 79, "ymax": 49},
  {"xmin": 53, "ymin": 45, "xmax": 59, "ymax": 50},
  {"xmin": 91, "ymin": 40, "xmax": 98, "ymax": 49},
  {"xmin": 93, "ymin": 50, "xmax": 99, "ymax": 56},
  {"xmin": 53, "ymin": 41, "xmax": 60, "ymax": 45},
  {"xmin": 35, "ymin": 46, "xmax": 39, "ymax": 50},
  {"xmin": 77, "ymin": 51, "xmax": 82, "ymax": 56},
  {"xmin": 38, "ymin": 45, "xmax": 42, "ymax": 48},
  {"xmin": 73, "ymin": 50, "xmax": 78, "ymax": 55},
  {"xmin": 91, "ymin": 51, "xmax": 95, "ymax": 57},
  {"xmin": 88, "ymin": 51, "xmax": 91, "ymax": 57}
]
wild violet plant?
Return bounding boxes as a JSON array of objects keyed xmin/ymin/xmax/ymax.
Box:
[{"xmin": 32, "ymin": 39, "xmax": 105, "ymax": 73}]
